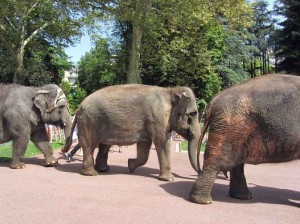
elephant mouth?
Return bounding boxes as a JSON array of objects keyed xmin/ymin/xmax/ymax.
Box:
[{"xmin": 176, "ymin": 129, "xmax": 191, "ymax": 141}]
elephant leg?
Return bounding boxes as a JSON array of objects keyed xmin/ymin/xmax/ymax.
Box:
[
  {"xmin": 11, "ymin": 135, "xmax": 30, "ymax": 169},
  {"xmin": 81, "ymin": 138, "xmax": 98, "ymax": 176},
  {"xmin": 95, "ymin": 144, "xmax": 110, "ymax": 172},
  {"xmin": 190, "ymin": 167, "xmax": 220, "ymax": 204},
  {"xmin": 31, "ymin": 129, "xmax": 57, "ymax": 166},
  {"xmin": 229, "ymin": 163, "xmax": 252, "ymax": 200},
  {"xmin": 128, "ymin": 141, "xmax": 151, "ymax": 173},
  {"xmin": 155, "ymin": 138, "xmax": 174, "ymax": 181}
]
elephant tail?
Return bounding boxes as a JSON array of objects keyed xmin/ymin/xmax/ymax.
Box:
[
  {"xmin": 61, "ymin": 114, "xmax": 78, "ymax": 153},
  {"xmin": 197, "ymin": 104, "xmax": 212, "ymax": 173}
]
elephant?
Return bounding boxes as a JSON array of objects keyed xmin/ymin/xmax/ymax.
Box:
[
  {"xmin": 62, "ymin": 84, "xmax": 201, "ymax": 181},
  {"xmin": 190, "ymin": 74, "xmax": 300, "ymax": 204},
  {"xmin": 0, "ymin": 84, "xmax": 72, "ymax": 169}
]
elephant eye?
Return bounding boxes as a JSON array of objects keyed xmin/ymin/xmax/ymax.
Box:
[{"xmin": 189, "ymin": 111, "xmax": 197, "ymax": 117}]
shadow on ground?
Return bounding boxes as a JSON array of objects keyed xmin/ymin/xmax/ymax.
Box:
[{"xmin": 160, "ymin": 180, "xmax": 300, "ymax": 207}]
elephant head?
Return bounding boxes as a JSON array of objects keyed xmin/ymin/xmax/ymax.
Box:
[
  {"xmin": 32, "ymin": 84, "xmax": 72, "ymax": 145},
  {"xmin": 170, "ymin": 87, "xmax": 201, "ymax": 173}
]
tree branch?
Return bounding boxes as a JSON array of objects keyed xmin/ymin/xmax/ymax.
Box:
[
  {"xmin": 23, "ymin": 22, "xmax": 50, "ymax": 46},
  {"xmin": 23, "ymin": 0, "xmax": 42, "ymax": 19},
  {"xmin": 4, "ymin": 16, "xmax": 17, "ymax": 31}
]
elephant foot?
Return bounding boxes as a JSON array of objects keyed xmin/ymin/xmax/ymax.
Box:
[
  {"xmin": 128, "ymin": 158, "xmax": 136, "ymax": 173},
  {"xmin": 45, "ymin": 156, "xmax": 58, "ymax": 167},
  {"xmin": 190, "ymin": 192, "xmax": 212, "ymax": 205},
  {"xmin": 229, "ymin": 189, "xmax": 252, "ymax": 200},
  {"xmin": 95, "ymin": 165, "xmax": 110, "ymax": 172},
  {"xmin": 11, "ymin": 162, "xmax": 26, "ymax": 169},
  {"xmin": 158, "ymin": 172, "xmax": 174, "ymax": 181},
  {"xmin": 81, "ymin": 168, "xmax": 98, "ymax": 176}
]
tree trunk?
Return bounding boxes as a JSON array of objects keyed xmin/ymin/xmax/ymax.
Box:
[
  {"xmin": 267, "ymin": 53, "xmax": 270, "ymax": 74},
  {"xmin": 126, "ymin": 0, "xmax": 153, "ymax": 84},
  {"xmin": 13, "ymin": 46, "xmax": 25, "ymax": 84},
  {"xmin": 260, "ymin": 55, "xmax": 263, "ymax": 76},
  {"xmin": 127, "ymin": 23, "xmax": 143, "ymax": 84},
  {"xmin": 262, "ymin": 51, "xmax": 267, "ymax": 75}
]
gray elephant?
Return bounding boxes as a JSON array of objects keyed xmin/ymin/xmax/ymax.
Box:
[
  {"xmin": 62, "ymin": 84, "xmax": 201, "ymax": 181},
  {"xmin": 190, "ymin": 74, "xmax": 300, "ymax": 204},
  {"xmin": 0, "ymin": 84, "xmax": 72, "ymax": 169}
]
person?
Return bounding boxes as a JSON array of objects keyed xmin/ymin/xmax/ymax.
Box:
[
  {"xmin": 53, "ymin": 126, "xmax": 63, "ymax": 143},
  {"xmin": 45, "ymin": 124, "xmax": 52, "ymax": 143},
  {"xmin": 64, "ymin": 143, "xmax": 81, "ymax": 162}
]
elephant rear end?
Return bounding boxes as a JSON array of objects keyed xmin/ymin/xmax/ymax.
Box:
[
  {"xmin": 206, "ymin": 74, "xmax": 300, "ymax": 165},
  {"xmin": 191, "ymin": 74, "xmax": 300, "ymax": 204}
]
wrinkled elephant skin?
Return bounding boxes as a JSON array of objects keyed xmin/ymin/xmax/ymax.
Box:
[
  {"xmin": 64, "ymin": 84, "xmax": 201, "ymax": 181},
  {"xmin": 0, "ymin": 84, "xmax": 72, "ymax": 169},
  {"xmin": 190, "ymin": 74, "xmax": 300, "ymax": 204}
]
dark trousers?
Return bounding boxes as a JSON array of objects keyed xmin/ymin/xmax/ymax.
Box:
[{"xmin": 70, "ymin": 144, "xmax": 81, "ymax": 156}]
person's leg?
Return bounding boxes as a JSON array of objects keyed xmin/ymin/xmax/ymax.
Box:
[
  {"xmin": 70, "ymin": 144, "xmax": 81, "ymax": 157},
  {"xmin": 65, "ymin": 144, "xmax": 81, "ymax": 162}
]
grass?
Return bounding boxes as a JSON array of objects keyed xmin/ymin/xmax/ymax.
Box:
[
  {"xmin": 180, "ymin": 141, "xmax": 206, "ymax": 152},
  {"xmin": 0, "ymin": 140, "xmax": 64, "ymax": 162}
]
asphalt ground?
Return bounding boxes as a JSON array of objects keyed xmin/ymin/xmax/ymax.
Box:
[{"xmin": 0, "ymin": 141, "xmax": 299, "ymax": 224}]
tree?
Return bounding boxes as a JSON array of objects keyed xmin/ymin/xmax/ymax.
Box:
[
  {"xmin": 88, "ymin": 0, "xmax": 253, "ymax": 84},
  {"xmin": 137, "ymin": 0, "xmax": 253, "ymax": 103},
  {"xmin": 0, "ymin": 45, "xmax": 14, "ymax": 83},
  {"xmin": 213, "ymin": 26, "xmax": 258, "ymax": 87},
  {"xmin": 140, "ymin": 7, "xmax": 214, "ymax": 100},
  {"xmin": 251, "ymin": 0, "xmax": 275, "ymax": 75},
  {"xmin": 274, "ymin": 0, "xmax": 300, "ymax": 74},
  {"xmin": 43, "ymin": 47, "xmax": 73, "ymax": 85},
  {"xmin": 117, "ymin": 0, "xmax": 153, "ymax": 83},
  {"xmin": 0, "ymin": 0, "xmax": 83, "ymax": 84},
  {"xmin": 77, "ymin": 37, "xmax": 116, "ymax": 94}
]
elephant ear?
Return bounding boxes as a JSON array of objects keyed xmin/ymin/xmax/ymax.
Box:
[
  {"xmin": 32, "ymin": 90, "xmax": 50, "ymax": 115},
  {"xmin": 174, "ymin": 92, "xmax": 191, "ymax": 107}
]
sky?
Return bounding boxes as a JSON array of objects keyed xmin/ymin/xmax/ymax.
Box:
[
  {"xmin": 64, "ymin": 0, "xmax": 276, "ymax": 65},
  {"xmin": 65, "ymin": 34, "xmax": 92, "ymax": 65}
]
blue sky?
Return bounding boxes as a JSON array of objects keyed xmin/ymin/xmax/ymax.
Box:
[{"xmin": 65, "ymin": 0, "xmax": 276, "ymax": 65}]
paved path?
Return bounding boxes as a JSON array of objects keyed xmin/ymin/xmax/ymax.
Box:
[{"xmin": 0, "ymin": 141, "xmax": 299, "ymax": 224}]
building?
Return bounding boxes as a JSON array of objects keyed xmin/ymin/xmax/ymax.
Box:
[{"xmin": 63, "ymin": 68, "xmax": 78, "ymax": 87}]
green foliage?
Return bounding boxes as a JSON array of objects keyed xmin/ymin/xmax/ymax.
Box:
[
  {"xmin": 18, "ymin": 46, "xmax": 72, "ymax": 86},
  {"xmin": 275, "ymin": 0, "xmax": 300, "ymax": 74},
  {"xmin": 60, "ymin": 81, "xmax": 72, "ymax": 98},
  {"xmin": 60, "ymin": 81, "xmax": 86, "ymax": 113},
  {"xmin": 87, "ymin": 0, "xmax": 253, "ymax": 85},
  {"xmin": 202, "ymin": 73, "xmax": 222, "ymax": 103},
  {"xmin": 214, "ymin": 28, "xmax": 255, "ymax": 87},
  {"xmin": 70, "ymin": 87, "xmax": 87, "ymax": 112},
  {"xmin": 0, "ymin": 0, "xmax": 83, "ymax": 83},
  {"xmin": 180, "ymin": 141, "xmax": 206, "ymax": 152},
  {"xmin": 77, "ymin": 37, "xmax": 116, "ymax": 95},
  {"xmin": 26, "ymin": 60, "xmax": 51, "ymax": 86},
  {"xmin": 250, "ymin": 0, "xmax": 275, "ymax": 75},
  {"xmin": 0, "ymin": 46, "xmax": 14, "ymax": 83},
  {"xmin": 60, "ymin": 80, "xmax": 73, "ymax": 110},
  {"xmin": 140, "ymin": 0, "xmax": 231, "ymax": 102},
  {"xmin": 43, "ymin": 47, "xmax": 73, "ymax": 85}
]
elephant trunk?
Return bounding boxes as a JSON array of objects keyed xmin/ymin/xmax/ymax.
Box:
[
  {"xmin": 187, "ymin": 129, "xmax": 201, "ymax": 174},
  {"xmin": 61, "ymin": 112, "xmax": 73, "ymax": 153},
  {"xmin": 177, "ymin": 122, "xmax": 201, "ymax": 174},
  {"xmin": 61, "ymin": 114, "xmax": 77, "ymax": 153}
]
